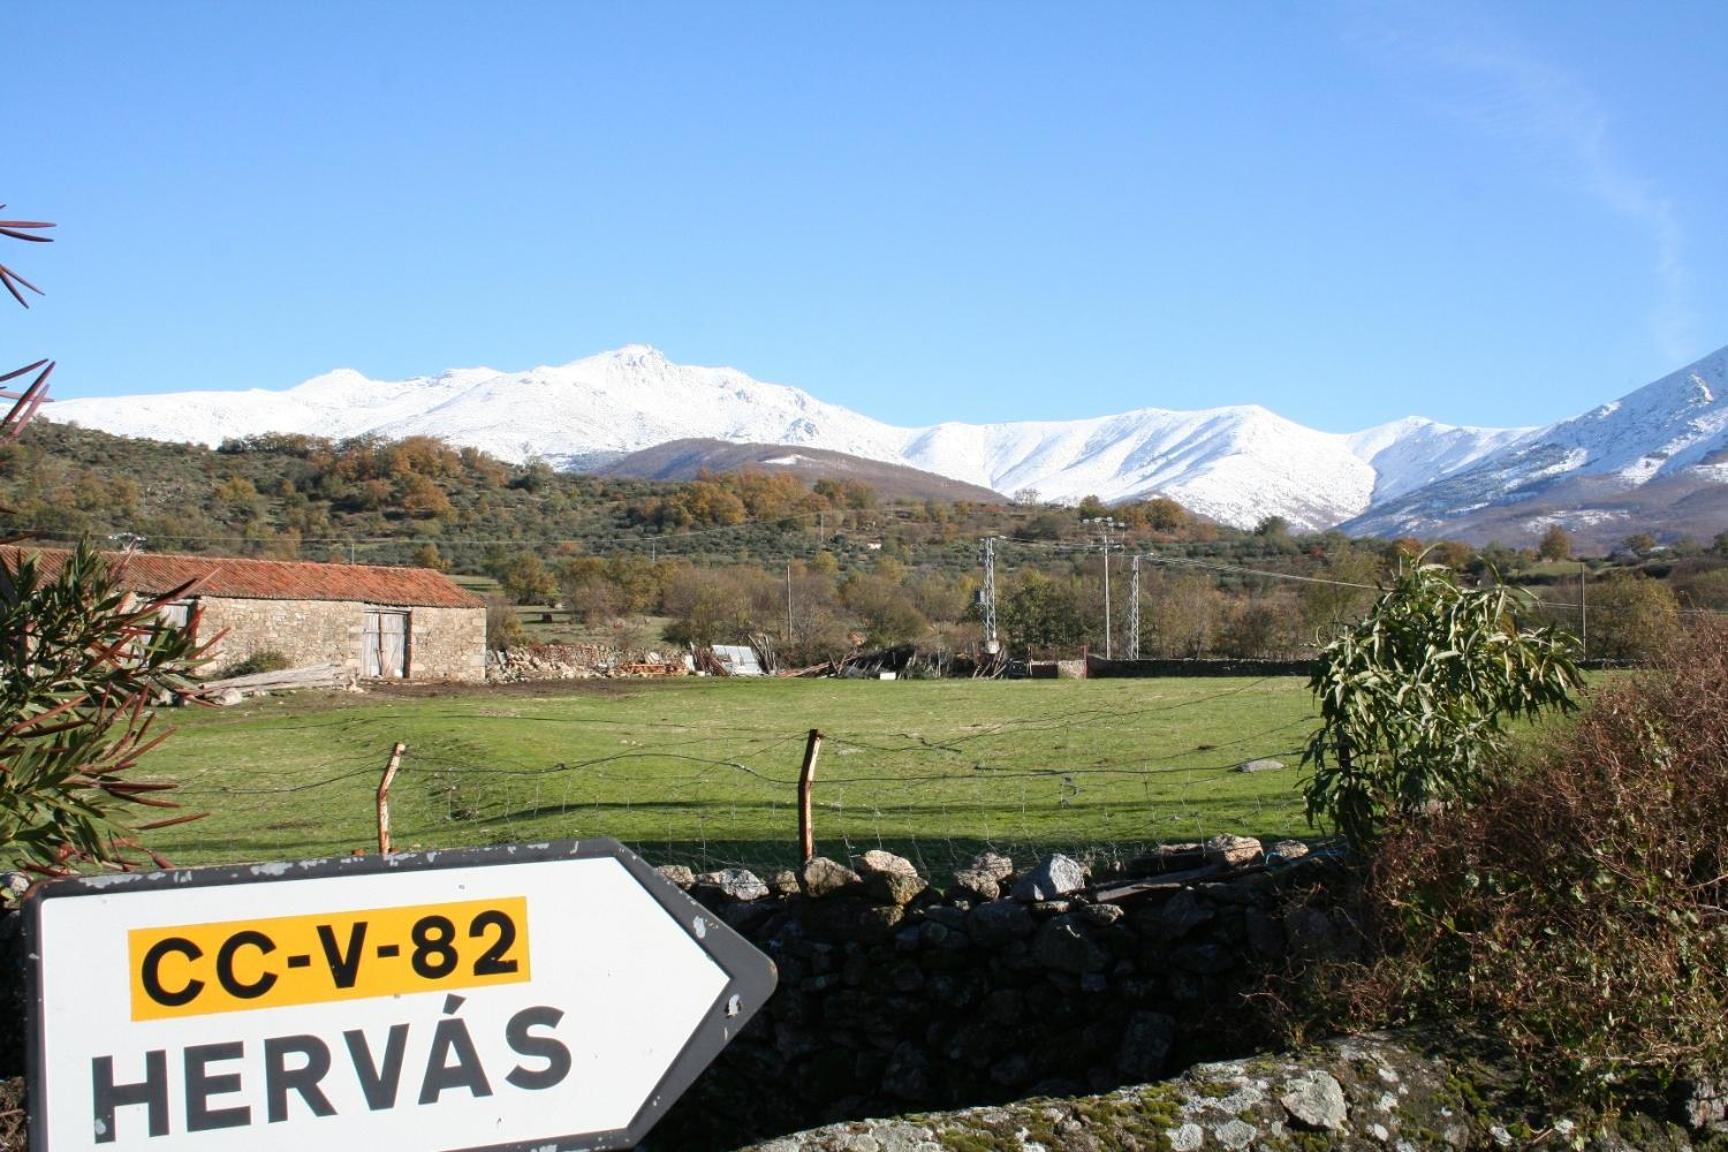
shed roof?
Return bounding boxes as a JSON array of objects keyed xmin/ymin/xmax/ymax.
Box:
[{"xmin": 0, "ymin": 546, "xmax": 485, "ymax": 609}]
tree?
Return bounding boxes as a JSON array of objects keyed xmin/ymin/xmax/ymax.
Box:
[
  {"xmin": 1, "ymin": 544, "xmax": 209, "ymax": 871},
  {"xmin": 1623, "ymin": 533, "xmax": 1657, "ymax": 556},
  {"xmin": 1538, "ymin": 524, "xmax": 1573, "ymax": 562},
  {"xmin": 1254, "ymin": 515, "xmax": 1290, "ymax": 540},
  {"xmin": 1302, "ymin": 559, "xmax": 1583, "ymax": 850},
  {"xmin": 410, "ymin": 542, "xmax": 447, "ymax": 572},
  {"xmin": 1586, "ymin": 573, "xmax": 1681, "ymax": 662},
  {"xmin": 498, "ymin": 553, "xmax": 557, "ymax": 606}
]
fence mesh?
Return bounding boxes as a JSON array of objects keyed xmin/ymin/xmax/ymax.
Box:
[{"xmin": 149, "ymin": 676, "xmax": 1321, "ymax": 877}]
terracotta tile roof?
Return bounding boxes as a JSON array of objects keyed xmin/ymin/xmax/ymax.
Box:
[{"xmin": 0, "ymin": 546, "xmax": 485, "ymax": 609}]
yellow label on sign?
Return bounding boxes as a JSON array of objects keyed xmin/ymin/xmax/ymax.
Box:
[{"xmin": 128, "ymin": 897, "xmax": 531, "ymax": 1020}]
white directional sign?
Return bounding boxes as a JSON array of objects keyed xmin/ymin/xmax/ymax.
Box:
[{"xmin": 23, "ymin": 840, "xmax": 777, "ymax": 1152}]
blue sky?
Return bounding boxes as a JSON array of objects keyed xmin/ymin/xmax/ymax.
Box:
[{"xmin": 8, "ymin": 1, "xmax": 1725, "ymax": 432}]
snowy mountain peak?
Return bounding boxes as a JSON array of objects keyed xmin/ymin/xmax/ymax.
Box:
[
  {"xmin": 42, "ymin": 343, "xmax": 1726, "ymax": 537},
  {"xmin": 1345, "ymin": 342, "xmax": 1728, "ymax": 543}
]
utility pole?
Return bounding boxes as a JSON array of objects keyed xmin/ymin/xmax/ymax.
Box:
[
  {"xmin": 1085, "ymin": 518, "xmax": 1120, "ymax": 659},
  {"xmin": 786, "ymin": 561, "xmax": 795, "ymax": 647},
  {"xmin": 980, "ymin": 536, "xmax": 1000, "ymax": 655},
  {"xmin": 1580, "ymin": 561, "xmax": 1588, "ymax": 660},
  {"xmin": 1128, "ymin": 554, "xmax": 1141, "ymax": 660}
]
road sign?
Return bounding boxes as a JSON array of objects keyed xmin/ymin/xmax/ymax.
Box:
[{"xmin": 23, "ymin": 840, "xmax": 777, "ymax": 1152}]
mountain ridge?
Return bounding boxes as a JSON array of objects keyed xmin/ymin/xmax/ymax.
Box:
[{"xmin": 44, "ymin": 342, "xmax": 1728, "ymax": 540}]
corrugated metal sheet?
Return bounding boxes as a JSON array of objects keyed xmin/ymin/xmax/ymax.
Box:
[
  {"xmin": 710, "ymin": 644, "xmax": 764, "ymax": 677},
  {"xmin": 0, "ymin": 546, "xmax": 485, "ymax": 609}
]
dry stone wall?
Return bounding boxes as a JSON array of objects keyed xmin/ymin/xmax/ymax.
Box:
[{"xmin": 646, "ymin": 838, "xmax": 1361, "ymax": 1149}]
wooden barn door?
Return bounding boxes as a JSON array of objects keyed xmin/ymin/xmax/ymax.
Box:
[{"xmin": 363, "ymin": 610, "xmax": 410, "ymax": 678}]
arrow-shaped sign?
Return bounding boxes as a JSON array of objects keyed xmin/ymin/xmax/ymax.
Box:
[{"xmin": 23, "ymin": 840, "xmax": 777, "ymax": 1152}]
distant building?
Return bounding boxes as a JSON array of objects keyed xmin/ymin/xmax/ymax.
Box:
[{"xmin": 0, "ymin": 546, "xmax": 487, "ymax": 682}]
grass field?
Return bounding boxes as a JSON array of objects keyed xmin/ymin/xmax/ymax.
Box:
[{"xmin": 136, "ymin": 676, "xmax": 1325, "ymax": 874}]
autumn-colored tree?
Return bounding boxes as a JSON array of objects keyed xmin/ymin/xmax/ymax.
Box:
[{"xmin": 1538, "ymin": 524, "xmax": 1573, "ymax": 561}]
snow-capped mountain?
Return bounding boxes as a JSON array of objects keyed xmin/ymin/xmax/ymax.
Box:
[
  {"xmin": 1346, "ymin": 345, "xmax": 1728, "ymax": 545},
  {"xmin": 47, "ymin": 342, "xmax": 1722, "ymax": 538}
]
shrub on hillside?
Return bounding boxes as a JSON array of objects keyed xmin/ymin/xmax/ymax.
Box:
[
  {"xmin": 1307, "ymin": 621, "xmax": 1728, "ymax": 1100},
  {"xmin": 485, "ymin": 596, "xmax": 526, "ymax": 652}
]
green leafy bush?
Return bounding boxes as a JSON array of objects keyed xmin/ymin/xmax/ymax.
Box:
[
  {"xmin": 1302, "ymin": 560, "xmax": 1582, "ymax": 849},
  {"xmin": 0, "ymin": 543, "xmax": 208, "ymax": 870}
]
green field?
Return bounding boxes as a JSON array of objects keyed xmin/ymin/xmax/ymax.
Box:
[{"xmin": 137, "ymin": 677, "xmax": 1323, "ymax": 874}]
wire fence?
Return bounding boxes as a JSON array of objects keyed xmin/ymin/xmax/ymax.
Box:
[{"xmin": 149, "ymin": 676, "xmax": 1322, "ymax": 878}]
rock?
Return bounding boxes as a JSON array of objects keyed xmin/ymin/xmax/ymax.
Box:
[
  {"xmin": 1169, "ymin": 1122, "xmax": 1205, "ymax": 1152},
  {"xmin": 1214, "ymin": 1119, "xmax": 1258, "ymax": 1150},
  {"xmin": 1033, "ymin": 915, "xmax": 1109, "ymax": 975},
  {"xmin": 1011, "ymin": 853, "xmax": 1086, "ymax": 902},
  {"xmin": 1157, "ymin": 889, "xmax": 1217, "ymax": 938},
  {"xmin": 1114, "ymin": 1010, "xmax": 1175, "ymax": 1081},
  {"xmin": 923, "ymin": 905, "xmax": 968, "ymax": 930},
  {"xmin": 1075, "ymin": 902, "xmax": 1124, "ymax": 928},
  {"xmin": 765, "ymin": 869, "xmax": 801, "ymax": 897},
  {"xmin": 694, "ymin": 868, "xmax": 769, "ymax": 902},
  {"xmin": 964, "ymin": 851, "xmax": 1015, "ymax": 882},
  {"xmin": 213, "ymin": 687, "xmax": 245, "ymax": 707},
  {"xmin": 1677, "ymin": 1075, "xmax": 1728, "ymax": 1130},
  {"xmin": 810, "ymin": 900, "xmax": 905, "ymax": 944},
  {"xmin": 1281, "ymin": 1070, "xmax": 1349, "ymax": 1130},
  {"xmin": 1203, "ymin": 834, "xmax": 1263, "ymax": 869},
  {"xmin": 856, "ymin": 850, "xmax": 928, "ymax": 906},
  {"xmin": 798, "ymin": 856, "xmax": 862, "ymax": 899},
  {"xmin": 0, "ymin": 873, "xmax": 30, "ymax": 900},
  {"xmin": 949, "ymin": 868, "xmax": 1000, "ymax": 902},
  {"xmin": 1237, "ymin": 757, "xmax": 1286, "ymax": 773},
  {"xmin": 1269, "ymin": 839, "xmax": 1311, "ymax": 862},
  {"xmin": 655, "ymin": 863, "xmax": 696, "ymax": 889},
  {"xmin": 968, "ymin": 899, "xmax": 1036, "ymax": 946}
]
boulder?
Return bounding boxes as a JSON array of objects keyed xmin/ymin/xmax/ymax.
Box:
[
  {"xmin": 1280, "ymin": 1069, "xmax": 1348, "ymax": 1131},
  {"xmin": 950, "ymin": 868, "xmax": 1000, "ymax": 902},
  {"xmin": 1236, "ymin": 758, "xmax": 1286, "ymax": 773},
  {"xmin": 856, "ymin": 850, "xmax": 928, "ymax": 906},
  {"xmin": 655, "ymin": 864, "xmax": 696, "ymax": 890},
  {"xmin": 1269, "ymin": 839, "xmax": 1311, "ymax": 862},
  {"xmin": 694, "ymin": 868, "xmax": 769, "ymax": 902},
  {"xmin": 1010, "ymin": 853, "xmax": 1086, "ymax": 902},
  {"xmin": 1203, "ymin": 834, "xmax": 1263, "ymax": 869},
  {"xmin": 963, "ymin": 850, "xmax": 1015, "ymax": 882},
  {"xmin": 968, "ymin": 898, "xmax": 1036, "ymax": 946},
  {"xmin": 797, "ymin": 856, "xmax": 862, "ymax": 899},
  {"xmin": 1032, "ymin": 915, "xmax": 1109, "ymax": 975},
  {"xmin": 765, "ymin": 869, "xmax": 802, "ymax": 897}
]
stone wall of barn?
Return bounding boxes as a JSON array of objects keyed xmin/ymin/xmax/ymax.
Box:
[
  {"xmin": 408, "ymin": 605, "xmax": 488, "ymax": 681},
  {"xmin": 195, "ymin": 598, "xmax": 485, "ymax": 681}
]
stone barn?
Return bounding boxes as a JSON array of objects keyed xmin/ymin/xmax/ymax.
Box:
[{"xmin": 1, "ymin": 546, "xmax": 487, "ymax": 682}]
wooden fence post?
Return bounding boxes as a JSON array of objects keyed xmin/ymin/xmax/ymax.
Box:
[
  {"xmin": 798, "ymin": 729, "xmax": 823, "ymax": 865},
  {"xmin": 377, "ymin": 742, "xmax": 407, "ymax": 856}
]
